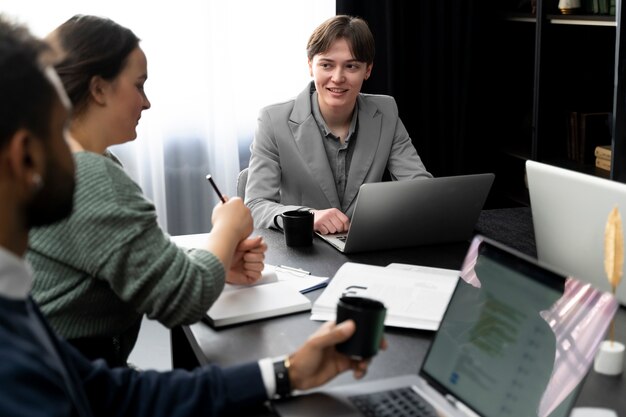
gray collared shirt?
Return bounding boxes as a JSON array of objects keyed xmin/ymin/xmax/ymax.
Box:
[{"xmin": 311, "ymin": 91, "xmax": 359, "ymax": 208}]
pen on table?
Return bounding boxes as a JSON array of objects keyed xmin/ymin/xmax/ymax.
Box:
[
  {"xmin": 277, "ymin": 265, "xmax": 311, "ymax": 275},
  {"xmin": 205, "ymin": 174, "xmax": 226, "ymax": 203}
]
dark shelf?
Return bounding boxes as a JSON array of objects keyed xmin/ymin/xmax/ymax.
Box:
[
  {"xmin": 547, "ymin": 14, "xmax": 616, "ymax": 25},
  {"xmin": 501, "ymin": 12, "xmax": 537, "ymax": 23},
  {"xmin": 487, "ymin": 0, "xmax": 624, "ymax": 206}
]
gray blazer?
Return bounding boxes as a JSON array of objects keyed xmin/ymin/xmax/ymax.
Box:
[{"xmin": 245, "ymin": 82, "xmax": 432, "ymax": 229}]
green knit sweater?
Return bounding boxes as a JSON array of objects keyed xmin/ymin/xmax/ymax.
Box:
[{"xmin": 27, "ymin": 151, "xmax": 225, "ymax": 362}]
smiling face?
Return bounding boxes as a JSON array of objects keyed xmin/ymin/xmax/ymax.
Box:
[
  {"xmin": 308, "ymin": 37, "xmax": 372, "ymax": 120},
  {"xmin": 101, "ymin": 46, "xmax": 150, "ymax": 145}
]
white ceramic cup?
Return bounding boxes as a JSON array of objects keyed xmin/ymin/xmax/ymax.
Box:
[{"xmin": 594, "ymin": 340, "xmax": 625, "ymax": 376}]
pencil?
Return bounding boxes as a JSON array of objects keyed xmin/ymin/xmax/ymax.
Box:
[{"xmin": 205, "ymin": 174, "xmax": 226, "ymax": 203}]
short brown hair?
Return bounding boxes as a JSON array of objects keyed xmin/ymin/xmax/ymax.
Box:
[{"xmin": 306, "ymin": 15, "xmax": 375, "ymax": 65}]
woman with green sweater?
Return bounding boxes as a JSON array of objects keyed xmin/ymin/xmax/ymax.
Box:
[{"xmin": 27, "ymin": 15, "xmax": 267, "ymax": 367}]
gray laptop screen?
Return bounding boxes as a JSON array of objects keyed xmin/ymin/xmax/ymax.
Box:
[{"xmin": 420, "ymin": 239, "xmax": 578, "ymax": 417}]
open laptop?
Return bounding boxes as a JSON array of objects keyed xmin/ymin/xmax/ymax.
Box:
[
  {"xmin": 274, "ymin": 235, "xmax": 611, "ymax": 417},
  {"xmin": 318, "ymin": 174, "xmax": 494, "ymax": 253},
  {"xmin": 526, "ymin": 160, "xmax": 626, "ymax": 306}
]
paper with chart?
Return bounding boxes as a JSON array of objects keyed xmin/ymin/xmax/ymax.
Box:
[{"xmin": 311, "ymin": 262, "xmax": 459, "ymax": 330}]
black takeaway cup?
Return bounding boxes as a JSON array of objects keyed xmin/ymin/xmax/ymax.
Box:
[
  {"xmin": 335, "ymin": 296, "xmax": 386, "ymax": 359},
  {"xmin": 273, "ymin": 209, "xmax": 314, "ymax": 247}
]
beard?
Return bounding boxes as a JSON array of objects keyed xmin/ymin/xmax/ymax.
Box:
[{"xmin": 26, "ymin": 153, "xmax": 76, "ymax": 228}]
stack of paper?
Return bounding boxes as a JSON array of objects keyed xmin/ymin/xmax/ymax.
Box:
[{"xmin": 311, "ymin": 262, "xmax": 459, "ymax": 331}]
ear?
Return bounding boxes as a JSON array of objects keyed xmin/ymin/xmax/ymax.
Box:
[
  {"xmin": 308, "ymin": 58, "xmax": 314, "ymax": 78},
  {"xmin": 364, "ymin": 63, "xmax": 373, "ymax": 80},
  {"xmin": 89, "ymin": 75, "xmax": 109, "ymax": 106},
  {"xmin": 4, "ymin": 129, "xmax": 46, "ymax": 194}
]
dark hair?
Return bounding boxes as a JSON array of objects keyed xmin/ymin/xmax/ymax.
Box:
[
  {"xmin": 51, "ymin": 14, "xmax": 140, "ymax": 114},
  {"xmin": 306, "ymin": 15, "xmax": 375, "ymax": 65},
  {"xmin": 0, "ymin": 15, "xmax": 57, "ymax": 149}
]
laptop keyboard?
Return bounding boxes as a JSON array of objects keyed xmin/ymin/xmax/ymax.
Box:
[
  {"xmin": 336, "ymin": 235, "xmax": 348, "ymax": 242},
  {"xmin": 349, "ymin": 387, "xmax": 438, "ymax": 417}
]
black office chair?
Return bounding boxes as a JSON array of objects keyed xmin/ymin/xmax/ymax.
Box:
[{"xmin": 237, "ymin": 167, "xmax": 248, "ymax": 199}]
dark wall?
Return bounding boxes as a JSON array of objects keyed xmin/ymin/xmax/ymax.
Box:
[{"xmin": 337, "ymin": 1, "xmax": 498, "ymax": 184}]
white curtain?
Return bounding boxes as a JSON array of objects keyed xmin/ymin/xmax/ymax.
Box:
[{"xmin": 3, "ymin": 0, "xmax": 334, "ymax": 235}]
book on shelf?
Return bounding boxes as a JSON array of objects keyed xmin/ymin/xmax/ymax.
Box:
[
  {"xmin": 567, "ymin": 112, "xmax": 611, "ymax": 165},
  {"xmin": 596, "ymin": 156, "xmax": 611, "ymax": 171},
  {"xmin": 310, "ymin": 262, "xmax": 459, "ymax": 331},
  {"xmin": 580, "ymin": 112, "xmax": 611, "ymax": 164},
  {"xmin": 594, "ymin": 144, "xmax": 611, "ymax": 160},
  {"xmin": 587, "ymin": 0, "xmax": 611, "ymax": 14},
  {"xmin": 600, "ymin": 0, "xmax": 609, "ymax": 14},
  {"xmin": 567, "ymin": 111, "xmax": 578, "ymax": 162}
]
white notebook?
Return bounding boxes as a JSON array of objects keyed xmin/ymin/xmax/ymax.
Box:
[
  {"xmin": 206, "ymin": 281, "xmax": 311, "ymax": 327},
  {"xmin": 170, "ymin": 233, "xmax": 320, "ymax": 327}
]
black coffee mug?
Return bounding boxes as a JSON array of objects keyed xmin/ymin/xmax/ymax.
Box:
[
  {"xmin": 273, "ymin": 209, "xmax": 314, "ymax": 247},
  {"xmin": 335, "ymin": 296, "xmax": 386, "ymax": 359}
]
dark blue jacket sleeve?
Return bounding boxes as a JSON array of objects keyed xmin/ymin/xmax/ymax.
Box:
[
  {"xmin": 0, "ymin": 299, "xmax": 269, "ymax": 416},
  {"xmin": 65, "ymin": 340, "xmax": 269, "ymax": 417}
]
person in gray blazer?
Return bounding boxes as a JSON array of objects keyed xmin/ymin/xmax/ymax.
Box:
[{"xmin": 246, "ymin": 15, "xmax": 432, "ymax": 234}]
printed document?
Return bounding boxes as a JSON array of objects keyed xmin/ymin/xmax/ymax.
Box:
[{"xmin": 311, "ymin": 262, "xmax": 459, "ymax": 330}]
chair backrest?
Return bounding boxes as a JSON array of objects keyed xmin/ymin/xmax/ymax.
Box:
[{"xmin": 237, "ymin": 167, "xmax": 248, "ymax": 199}]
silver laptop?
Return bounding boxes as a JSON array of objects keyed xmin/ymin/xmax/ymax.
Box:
[
  {"xmin": 527, "ymin": 160, "xmax": 626, "ymax": 306},
  {"xmin": 274, "ymin": 235, "xmax": 595, "ymax": 417},
  {"xmin": 318, "ymin": 174, "xmax": 495, "ymax": 253}
]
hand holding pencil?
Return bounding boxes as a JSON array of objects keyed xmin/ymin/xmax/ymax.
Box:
[
  {"xmin": 205, "ymin": 174, "xmax": 266, "ymax": 285},
  {"xmin": 206, "ymin": 174, "xmax": 252, "ymax": 241}
]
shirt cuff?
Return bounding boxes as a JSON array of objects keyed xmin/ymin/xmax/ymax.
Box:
[{"xmin": 258, "ymin": 357, "xmax": 276, "ymax": 398}]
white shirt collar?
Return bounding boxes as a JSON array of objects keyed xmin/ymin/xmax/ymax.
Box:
[{"xmin": 0, "ymin": 246, "xmax": 32, "ymax": 299}]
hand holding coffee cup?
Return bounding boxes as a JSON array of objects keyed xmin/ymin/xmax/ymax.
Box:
[
  {"xmin": 335, "ymin": 296, "xmax": 387, "ymax": 359},
  {"xmin": 274, "ymin": 209, "xmax": 314, "ymax": 247}
]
